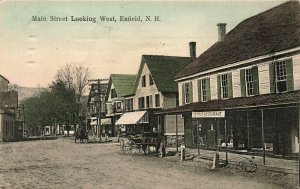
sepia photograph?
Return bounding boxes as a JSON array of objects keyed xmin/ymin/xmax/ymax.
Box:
[{"xmin": 0, "ymin": 0, "xmax": 299, "ymax": 188}]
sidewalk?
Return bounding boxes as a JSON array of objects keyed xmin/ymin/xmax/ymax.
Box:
[{"xmin": 167, "ymin": 147, "xmax": 298, "ymax": 174}]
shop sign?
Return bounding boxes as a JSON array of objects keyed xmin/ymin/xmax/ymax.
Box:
[{"xmin": 192, "ymin": 111, "xmax": 225, "ymax": 118}]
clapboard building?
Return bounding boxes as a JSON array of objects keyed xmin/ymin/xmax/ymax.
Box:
[{"xmin": 162, "ymin": 1, "xmax": 300, "ymax": 157}]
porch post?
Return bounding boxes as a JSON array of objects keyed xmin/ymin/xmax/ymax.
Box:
[
  {"xmin": 176, "ymin": 114, "xmax": 178, "ymax": 152},
  {"xmin": 225, "ymin": 118, "xmax": 228, "ymax": 164},
  {"xmin": 197, "ymin": 119, "xmax": 200, "ymax": 155},
  {"xmin": 261, "ymin": 109, "xmax": 266, "ymax": 165},
  {"xmin": 298, "ymin": 104, "xmax": 300, "ymax": 188},
  {"xmin": 247, "ymin": 110, "xmax": 250, "ymax": 150}
]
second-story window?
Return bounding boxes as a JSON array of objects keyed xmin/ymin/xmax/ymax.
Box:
[
  {"xmin": 149, "ymin": 74, "xmax": 154, "ymax": 86},
  {"xmin": 116, "ymin": 102, "xmax": 122, "ymax": 110},
  {"xmin": 125, "ymin": 98, "xmax": 133, "ymax": 111},
  {"xmin": 184, "ymin": 82, "xmax": 190, "ymax": 104},
  {"xmin": 275, "ymin": 61, "xmax": 287, "ymax": 92},
  {"xmin": 146, "ymin": 96, "xmax": 150, "ymax": 108},
  {"xmin": 245, "ymin": 68, "xmax": 254, "ymax": 96},
  {"xmin": 270, "ymin": 59, "xmax": 294, "ymax": 93},
  {"xmin": 142, "ymin": 75, "xmax": 146, "ymax": 87},
  {"xmin": 221, "ymin": 74, "xmax": 228, "ymax": 99},
  {"xmin": 155, "ymin": 94, "xmax": 160, "ymax": 107},
  {"xmin": 138, "ymin": 97, "xmax": 145, "ymax": 109},
  {"xmin": 201, "ymin": 79, "xmax": 207, "ymax": 102},
  {"xmin": 111, "ymin": 88, "xmax": 117, "ymax": 98}
]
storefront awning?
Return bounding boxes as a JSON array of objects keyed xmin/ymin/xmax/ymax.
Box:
[
  {"xmin": 157, "ymin": 90, "xmax": 300, "ymax": 115},
  {"xmin": 101, "ymin": 118, "xmax": 111, "ymax": 125},
  {"xmin": 115, "ymin": 111, "xmax": 148, "ymax": 125}
]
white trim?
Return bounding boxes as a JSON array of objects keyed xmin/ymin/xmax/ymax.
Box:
[
  {"xmin": 175, "ymin": 46, "xmax": 300, "ymax": 82},
  {"xmin": 164, "ymin": 132, "xmax": 184, "ymax": 136}
]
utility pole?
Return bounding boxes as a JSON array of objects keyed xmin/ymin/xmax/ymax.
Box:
[{"xmin": 88, "ymin": 79, "xmax": 108, "ymax": 141}]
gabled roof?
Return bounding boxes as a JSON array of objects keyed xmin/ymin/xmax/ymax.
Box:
[
  {"xmin": 0, "ymin": 75, "xmax": 9, "ymax": 82},
  {"xmin": 105, "ymin": 74, "xmax": 137, "ymax": 100},
  {"xmin": 134, "ymin": 55, "xmax": 192, "ymax": 93},
  {"xmin": 176, "ymin": 1, "xmax": 300, "ymax": 79}
]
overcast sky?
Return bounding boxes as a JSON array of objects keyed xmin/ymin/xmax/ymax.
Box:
[{"xmin": 0, "ymin": 0, "xmax": 286, "ymax": 88}]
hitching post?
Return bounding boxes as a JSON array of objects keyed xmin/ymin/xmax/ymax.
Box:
[{"xmin": 261, "ymin": 109, "xmax": 266, "ymax": 165}]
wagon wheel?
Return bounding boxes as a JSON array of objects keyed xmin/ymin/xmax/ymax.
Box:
[{"xmin": 245, "ymin": 162, "xmax": 257, "ymax": 173}]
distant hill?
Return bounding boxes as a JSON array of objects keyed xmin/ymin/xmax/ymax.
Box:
[{"xmin": 14, "ymin": 86, "xmax": 48, "ymax": 102}]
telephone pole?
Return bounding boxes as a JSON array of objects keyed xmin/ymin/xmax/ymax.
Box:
[{"xmin": 88, "ymin": 79, "xmax": 108, "ymax": 141}]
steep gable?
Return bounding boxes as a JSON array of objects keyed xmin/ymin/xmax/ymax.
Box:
[
  {"xmin": 176, "ymin": 1, "xmax": 300, "ymax": 79},
  {"xmin": 105, "ymin": 74, "xmax": 136, "ymax": 100},
  {"xmin": 133, "ymin": 55, "xmax": 192, "ymax": 94}
]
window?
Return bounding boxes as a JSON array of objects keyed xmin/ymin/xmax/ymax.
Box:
[
  {"xmin": 116, "ymin": 102, "xmax": 122, "ymax": 110},
  {"xmin": 245, "ymin": 68, "xmax": 254, "ymax": 96},
  {"xmin": 146, "ymin": 96, "xmax": 150, "ymax": 108},
  {"xmin": 184, "ymin": 82, "xmax": 191, "ymax": 104},
  {"xmin": 149, "ymin": 74, "xmax": 154, "ymax": 85},
  {"xmin": 200, "ymin": 79, "xmax": 207, "ymax": 102},
  {"xmin": 142, "ymin": 75, "xmax": 146, "ymax": 87},
  {"xmin": 111, "ymin": 89, "xmax": 117, "ymax": 98},
  {"xmin": 125, "ymin": 98, "xmax": 133, "ymax": 111},
  {"xmin": 138, "ymin": 97, "xmax": 145, "ymax": 109},
  {"xmin": 155, "ymin": 94, "xmax": 160, "ymax": 107},
  {"xmin": 221, "ymin": 74, "xmax": 228, "ymax": 99},
  {"xmin": 275, "ymin": 61, "xmax": 287, "ymax": 92}
]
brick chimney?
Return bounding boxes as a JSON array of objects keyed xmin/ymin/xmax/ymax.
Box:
[
  {"xmin": 217, "ymin": 23, "xmax": 227, "ymax": 42},
  {"xmin": 189, "ymin": 42, "xmax": 196, "ymax": 59}
]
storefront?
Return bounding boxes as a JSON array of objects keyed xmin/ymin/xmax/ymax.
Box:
[{"xmin": 161, "ymin": 90, "xmax": 300, "ymax": 158}]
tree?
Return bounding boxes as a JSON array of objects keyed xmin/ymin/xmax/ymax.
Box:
[
  {"xmin": 56, "ymin": 63, "xmax": 92, "ymax": 103},
  {"xmin": 21, "ymin": 80, "xmax": 80, "ymax": 136}
]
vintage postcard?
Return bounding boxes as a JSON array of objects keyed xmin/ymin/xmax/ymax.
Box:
[{"xmin": 0, "ymin": 0, "xmax": 298, "ymax": 188}]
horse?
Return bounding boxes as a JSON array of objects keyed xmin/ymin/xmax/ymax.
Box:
[
  {"xmin": 75, "ymin": 130, "xmax": 89, "ymax": 143},
  {"xmin": 141, "ymin": 136, "xmax": 163, "ymax": 156}
]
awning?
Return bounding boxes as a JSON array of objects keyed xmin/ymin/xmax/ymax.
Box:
[
  {"xmin": 115, "ymin": 111, "xmax": 148, "ymax": 125},
  {"xmin": 101, "ymin": 118, "xmax": 111, "ymax": 125}
]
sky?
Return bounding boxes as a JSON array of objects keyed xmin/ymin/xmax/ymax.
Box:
[{"xmin": 0, "ymin": 0, "xmax": 286, "ymax": 88}]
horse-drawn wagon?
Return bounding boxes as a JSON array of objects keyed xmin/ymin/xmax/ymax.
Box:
[{"xmin": 120, "ymin": 132, "xmax": 164, "ymax": 156}]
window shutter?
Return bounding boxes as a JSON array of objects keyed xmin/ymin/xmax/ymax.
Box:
[
  {"xmin": 182, "ymin": 83, "xmax": 185, "ymax": 104},
  {"xmin": 228, "ymin": 73, "xmax": 233, "ymax": 98},
  {"xmin": 217, "ymin": 75, "xmax": 221, "ymax": 99},
  {"xmin": 206, "ymin": 78, "xmax": 211, "ymax": 101},
  {"xmin": 252, "ymin": 66, "xmax": 259, "ymax": 95},
  {"xmin": 269, "ymin": 62, "xmax": 276, "ymax": 93},
  {"xmin": 286, "ymin": 59, "xmax": 294, "ymax": 91},
  {"xmin": 198, "ymin": 80, "xmax": 202, "ymax": 102},
  {"xmin": 240, "ymin": 69, "xmax": 246, "ymax": 97},
  {"xmin": 189, "ymin": 81, "xmax": 193, "ymax": 103}
]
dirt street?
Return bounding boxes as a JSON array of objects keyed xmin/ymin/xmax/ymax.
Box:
[{"xmin": 0, "ymin": 138, "xmax": 296, "ymax": 189}]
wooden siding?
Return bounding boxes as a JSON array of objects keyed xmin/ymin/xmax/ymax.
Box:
[
  {"xmin": 0, "ymin": 77, "xmax": 8, "ymax": 93},
  {"xmin": 178, "ymin": 82, "xmax": 183, "ymax": 106},
  {"xmin": 210, "ymin": 75, "xmax": 218, "ymax": 100},
  {"xmin": 192, "ymin": 79, "xmax": 198, "ymax": 103},
  {"xmin": 134, "ymin": 63, "xmax": 160, "ymax": 110},
  {"xmin": 258, "ymin": 62, "xmax": 270, "ymax": 95},
  {"xmin": 232, "ymin": 69, "xmax": 241, "ymax": 98},
  {"xmin": 293, "ymin": 54, "xmax": 300, "ymax": 90},
  {"xmin": 162, "ymin": 93, "xmax": 177, "ymax": 109}
]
